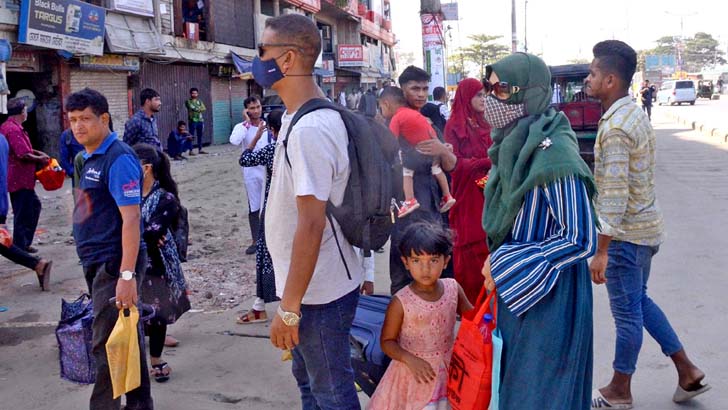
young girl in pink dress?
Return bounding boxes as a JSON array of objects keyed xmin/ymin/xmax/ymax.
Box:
[{"xmin": 368, "ymin": 222, "xmax": 473, "ymax": 410}]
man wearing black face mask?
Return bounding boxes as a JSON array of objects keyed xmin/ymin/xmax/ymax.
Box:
[{"xmin": 254, "ymin": 14, "xmax": 363, "ymax": 409}]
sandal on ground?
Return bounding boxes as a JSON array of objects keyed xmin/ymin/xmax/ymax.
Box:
[
  {"xmin": 164, "ymin": 335, "xmax": 179, "ymax": 347},
  {"xmin": 673, "ymin": 382, "xmax": 711, "ymax": 403},
  {"xmin": 591, "ymin": 389, "xmax": 633, "ymax": 409},
  {"xmin": 36, "ymin": 260, "xmax": 52, "ymax": 291},
  {"xmin": 236, "ymin": 309, "xmax": 268, "ymax": 324},
  {"xmin": 151, "ymin": 362, "xmax": 171, "ymax": 383}
]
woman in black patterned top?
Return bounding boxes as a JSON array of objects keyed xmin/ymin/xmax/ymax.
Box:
[
  {"xmin": 133, "ymin": 143, "xmax": 190, "ymax": 383},
  {"xmin": 236, "ymin": 109, "xmax": 283, "ymax": 324}
]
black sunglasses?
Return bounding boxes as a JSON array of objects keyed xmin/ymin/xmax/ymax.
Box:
[
  {"xmin": 482, "ymin": 81, "xmax": 520, "ymax": 97},
  {"xmin": 257, "ymin": 42, "xmax": 305, "ymax": 58}
]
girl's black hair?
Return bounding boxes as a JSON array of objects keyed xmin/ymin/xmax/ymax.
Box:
[
  {"xmin": 398, "ymin": 221, "xmax": 453, "ymax": 257},
  {"xmin": 267, "ymin": 109, "xmax": 284, "ymax": 134},
  {"xmin": 133, "ymin": 144, "xmax": 179, "ymax": 199}
]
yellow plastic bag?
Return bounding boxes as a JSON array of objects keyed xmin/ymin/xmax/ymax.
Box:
[{"xmin": 106, "ymin": 305, "xmax": 141, "ymax": 399}]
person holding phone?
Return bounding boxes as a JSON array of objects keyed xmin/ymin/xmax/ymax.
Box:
[{"xmin": 229, "ymin": 96, "xmax": 269, "ymax": 255}]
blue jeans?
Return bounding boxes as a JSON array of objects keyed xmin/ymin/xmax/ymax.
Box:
[
  {"xmin": 291, "ymin": 288, "xmax": 360, "ymax": 410},
  {"xmin": 189, "ymin": 121, "xmax": 204, "ymax": 150},
  {"xmin": 605, "ymin": 241, "xmax": 683, "ymax": 375}
]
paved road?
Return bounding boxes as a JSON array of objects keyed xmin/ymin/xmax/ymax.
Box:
[
  {"xmin": 654, "ymin": 96, "xmax": 728, "ymax": 133},
  {"xmin": 0, "ymin": 112, "xmax": 725, "ymax": 409}
]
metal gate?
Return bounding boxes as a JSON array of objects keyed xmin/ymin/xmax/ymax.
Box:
[{"xmin": 132, "ymin": 62, "xmax": 212, "ymax": 148}]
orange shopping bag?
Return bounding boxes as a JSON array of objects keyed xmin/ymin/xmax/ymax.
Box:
[
  {"xmin": 447, "ymin": 288, "xmax": 497, "ymax": 410},
  {"xmin": 35, "ymin": 158, "xmax": 66, "ymax": 191}
]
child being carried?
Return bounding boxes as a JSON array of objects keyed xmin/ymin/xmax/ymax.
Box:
[{"xmin": 379, "ymin": 86, "xmax": 456, "ymax": 218}]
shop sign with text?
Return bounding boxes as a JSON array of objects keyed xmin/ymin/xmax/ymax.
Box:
[
  {"xmin": 18, "ymin": 0, "xmax": 106, "ymax": 56},
  {"xmin": 337, "ymin": 45, "xmax": 364, "ymax": 67},
  {"xmin": 80, "ymin": 54, "xmax": 140, "ymax": 71}
]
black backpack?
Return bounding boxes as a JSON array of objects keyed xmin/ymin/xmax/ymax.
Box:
[{"xmin": 283, "ymin": 99, "xmax": 398, "ymax": 275}]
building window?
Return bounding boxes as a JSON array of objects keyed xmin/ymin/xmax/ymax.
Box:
[
  {"xmin": 318, "ymin": 23, "xmax": 333, "ymax": 53},
  {"xmin": 181, "ymin": 0, "xmax": 207, "ymax": 41},
  {"xmin": 261, "ymin": 0, "xmax": 276, "ymax": 16}
]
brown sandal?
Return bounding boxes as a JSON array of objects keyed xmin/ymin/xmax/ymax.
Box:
[
  {"xmin": 236, "ymin": 309, "xmax": 268, "ymax": 324},
  {"xmin": 36, "ymin": 260, "xmax": 52, "ymax": 291}
]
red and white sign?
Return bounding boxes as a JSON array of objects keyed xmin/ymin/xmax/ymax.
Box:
[
  {"xmin": 421, "ymin": 13, "xmax": 443, "ymax": 51},
  {"xmin": 337, "ymin": 45, "xmax": 364, "ymax": 67}
]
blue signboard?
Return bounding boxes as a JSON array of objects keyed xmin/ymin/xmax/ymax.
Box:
[
  {"xmin": 18, "ymin": 0, "xmax": 106, "ymax": 56},
  {"xmin": 645, "ymin": 54, "xmax": 676, "ymax": 71}
]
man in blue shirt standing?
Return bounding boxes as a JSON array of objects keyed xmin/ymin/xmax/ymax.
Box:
[
  {"xmin": 59, "ymin": 127, "xmax": 85, "ymax": 182},
  {"xmin": 68, "ymin": 88, "xmax": 153, "ymax": 410},
  {"xmin": 124, "ymin": 88, "xmax": 162, "ymax": 150}
]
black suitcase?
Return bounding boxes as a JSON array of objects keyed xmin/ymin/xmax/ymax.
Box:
[{"xmin": 349, "ymin": 294, "xmax": 392, "ymax": 396}]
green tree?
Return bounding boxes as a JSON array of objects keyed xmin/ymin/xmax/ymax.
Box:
[
  {"xmin": 460, "ymin": 34, "xmax": 509, "ymax": 79},
  {"xmin": 683, "ymin": 32, "xmax": 726, "ymax": 71},
  {"xmin": 448, "ymin": 49, "xmax": 467, "ymax": 77},
  {"xmin": 652, "ymin": 36, "xmax": 678, "ymax": 55}
]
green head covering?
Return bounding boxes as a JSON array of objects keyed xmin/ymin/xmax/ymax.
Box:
[
  {"xmin": 487, "ymin": 52, "xmax": 552, "ymax": 114},
  {"xmin": 482, "ymin": 53, "xmax": 598, "ymax": 252}
]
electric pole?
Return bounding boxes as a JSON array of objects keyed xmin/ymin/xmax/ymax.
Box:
[
  {"xmin": 524, "ymin": 0, "xmax": 528, "ymax": 53},
  {"xmin": 511, "ymin": 0, "xmax": 517, "ymax": 53}
]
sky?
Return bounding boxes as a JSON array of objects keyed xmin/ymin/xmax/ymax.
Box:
[{"xmin": 390, "ymin": 0, "xmax": 728, "ymax": 73}]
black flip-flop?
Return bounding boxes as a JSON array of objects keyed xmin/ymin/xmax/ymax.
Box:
[{"xmin": 151, "ymin": 362, "xmax": 171, "ymax": 383}]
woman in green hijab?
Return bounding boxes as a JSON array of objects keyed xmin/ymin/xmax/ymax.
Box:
[{"xmin": 480, "ymin": 53, "xmax": 598, "ymax": 409}]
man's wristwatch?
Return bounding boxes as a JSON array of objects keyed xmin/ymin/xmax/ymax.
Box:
[
  {"xmin": 277, "ymin": 306, "xmax": 302, "ymax": 327},
  {"xmin": 120, "ymin": 271, "xmax": 136, "ymax": 281}
]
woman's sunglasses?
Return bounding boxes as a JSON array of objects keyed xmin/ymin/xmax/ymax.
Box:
[{"xmin": 482, "ymin": 81, "xmax": 521, "ymax": 98}]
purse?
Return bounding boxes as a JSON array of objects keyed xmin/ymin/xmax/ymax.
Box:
[{"xmin": 447, "ymin": 288, "xmax": 497, "ymax": 410}]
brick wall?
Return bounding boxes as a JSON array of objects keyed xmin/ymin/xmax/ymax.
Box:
[{"xmin": 70, "ymin": 69, "xmax": 129, "ymax": 138}]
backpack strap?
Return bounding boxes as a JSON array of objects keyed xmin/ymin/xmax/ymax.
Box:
[
  {"xmin": 282, "ymin": 98, "xmax": 354, "ymax": 280},
  {"xmin": 283, "ymin": 98, "xmax": 343, "ymax": 166}
]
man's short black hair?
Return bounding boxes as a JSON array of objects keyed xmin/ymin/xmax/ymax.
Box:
[
  {"xmin": 379, "ymin": 86, "xmax": 406, "ymax": 105},
  {"xmin": 189, "ymin": 87, "xmax": 198, "ymax": 94},
  {"xmin": 177, "ymin": 120, "xmax": 187, "ymax": 127},
  {"xmin": 398, "ymin": 221, "xmax": 453, "ymax": 258},
  {"xmin": 593, "ymin": 40, "xmax": 637, "ymax": 90},
  {"xmin": 398, "ymin": 66, "xmax": 431, "ymax": 86},
  {"xmin": 433, "ymin": 86, "xmax": 446, "ymax": 101},
  {"xmin": 6, "ymin": 98, "xmax": 26, "ymax": 115},
  {"xmin": 244, "ymin": 95, "xmax": 261, "ymax": 108},
  {"xmin": 264, "ymin": 14, "xmax": 321, "ymax": 70},
  {"xmin": 140, "ymin": 88, "xmax": 160, "ymax": 106},
  {"xmin": 66, "ymin": 88, "xmax": 109, "ymax": 117}
]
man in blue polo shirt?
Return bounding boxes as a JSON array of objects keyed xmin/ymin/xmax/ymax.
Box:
[{"xmin": 68, "ymin": 88, "xmax": 153, "ymax": 410}]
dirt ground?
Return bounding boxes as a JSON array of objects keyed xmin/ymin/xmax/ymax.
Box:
[{"xmin": 1, "ymin": 144, "xmax": 260, "ymax": 313}]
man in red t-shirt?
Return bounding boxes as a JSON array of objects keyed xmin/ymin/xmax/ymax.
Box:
[{"xmin": 379, "ymin": 86, "xmax": 455, "ymax": 217}]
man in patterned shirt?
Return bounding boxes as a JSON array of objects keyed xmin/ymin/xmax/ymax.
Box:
[
  {"xmin": 585, "ymin": 40, "xmax": 709, "ymax": 409},
  {"xmin": 124, "ymin": 88, "xmax": 162, "ymax": 150}
]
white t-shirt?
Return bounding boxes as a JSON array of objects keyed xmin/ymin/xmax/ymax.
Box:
[
  {"xmin": 230, "ymin": 121, "xmax": 268, "ymax": 183},
  {"xmin": 266, "ymin": 109, "xmax": 363, "ymax": 305},
  {"xmin": 230, "ymin": 121, "xmax": 269, "ymax": 212}
]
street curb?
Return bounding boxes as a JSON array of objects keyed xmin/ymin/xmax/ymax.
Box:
[{"xmin": 665, "ymin": 112, "xmax": 728, "ymax": 143}]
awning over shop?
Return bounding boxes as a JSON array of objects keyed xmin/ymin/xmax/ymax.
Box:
[
  {"xmin": 336, "ymin": 66, "xmax": 390, "ymax": 81},
  {"xmin": 232, "ymin": 51, "xmax": 252, "ymax": 74},
  {"xmin": 105, "ymin": 12, "xmax": 164, "ymax": 54},
  {"xmin": 315, "ymin": 67, "xmax": 334, "ymax": 77}
]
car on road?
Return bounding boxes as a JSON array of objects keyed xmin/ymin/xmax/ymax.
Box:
[{"xmin": 657, "ymin": 80, "xmax": 696, "ymax": 106}]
